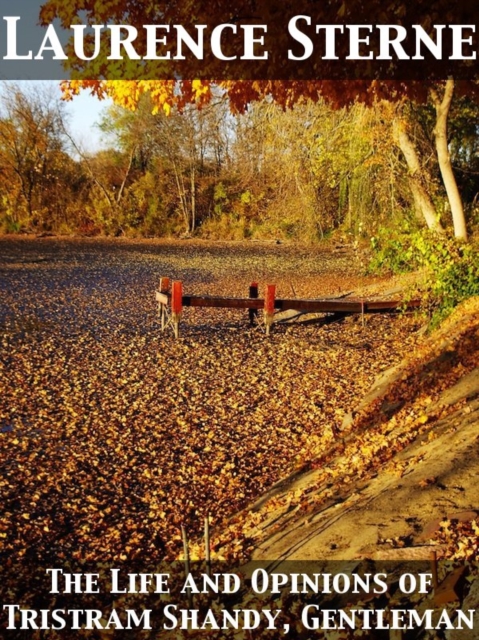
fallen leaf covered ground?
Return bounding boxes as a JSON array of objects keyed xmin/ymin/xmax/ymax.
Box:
[
  {"xmin": 0, "ymin": 236, "xmax": 423, "ymax": 570},
  {"xmin": 3, "ymin": 237, "xmax": 479, "ymax": 640}
]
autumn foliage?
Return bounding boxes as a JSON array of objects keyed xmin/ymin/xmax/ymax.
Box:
[{"xmin": 0, "ymin": 238, "xmax": 421, "ymax": 566}]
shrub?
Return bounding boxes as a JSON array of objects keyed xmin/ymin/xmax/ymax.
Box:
[{"xmin": 370, "ymin": 229, "xmax": 479, "ymax": 326}]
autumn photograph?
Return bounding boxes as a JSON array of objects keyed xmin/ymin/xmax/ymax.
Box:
[{"xmin": 1, "ymin": 1, "xmax": 479, "ymax": 638}]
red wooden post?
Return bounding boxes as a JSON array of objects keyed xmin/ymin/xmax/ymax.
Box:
[
  {"xmin": 171, "ymin": 281, "xmax": 183, "ymax": 338},
  {"xmin": 159, "ymin": 277, "xmax": 170, "ymax": 294},
  {"xmin": 171, "ymin": 281, "xmax": 183, "ymax": 314},
  {"xmin": 248, "ymin": 281, "xmax": 258, "ymax": 326},
  {"xmin": 264, "ymin": 284, "xmax": 276, "ymax": 335}
]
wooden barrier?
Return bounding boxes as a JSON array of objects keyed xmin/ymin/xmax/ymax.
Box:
[
  {"xmin": 171, "ymin": 281, "xmax": 183, "ymax": 338},
  {"xmin": 156, "ymin": 277, "xmax": 420, "ymax": 338},
  {"xmin": 178, "ymin": 295, "xmax": 414, "ymax": 313},
  {"xmin": 264, "ymin": 284, "xmax": 276, "ymax": 336}
]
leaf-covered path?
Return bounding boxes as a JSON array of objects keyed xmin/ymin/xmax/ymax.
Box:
[{"xmin": 0, "ymin": 237, "xmax": 422, "ymax": 565}]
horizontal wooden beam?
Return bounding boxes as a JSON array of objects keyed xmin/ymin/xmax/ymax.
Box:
[
  {"xmin": 276, "ymin": 298, "xmax": 364, "ymax": 313},
  {"xmin": 182, "ymin": 295, "xmax": 263, "ymax": 309},
  {"xmin": 177, "ymin": 294, "xmax": 420, "ymax": 314}
]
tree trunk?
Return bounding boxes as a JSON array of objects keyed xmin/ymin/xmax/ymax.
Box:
[
  {"xmin": 116, "ymin": 146, "xmax": 135, "ymax": 204},
  {"xmin": 172, "ymin": 159, "xmax": 190, "ymax": 233},
  {"xmin": 190, "ymin": 165, "xmax": 196, "ymax": 233},
  {"xmin": 393, "ymin": 118, "xmax": 444, "ymax": 233},
  {"xmin": 431, "ymin": 78, "xmax": 468, "ymax": 241}
]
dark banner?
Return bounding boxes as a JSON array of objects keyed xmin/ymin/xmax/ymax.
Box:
[
  {"xmin": 1, "ymin": 558, "xmax": 477, "ymax": 638},
  {"xmin": 1, "ymin": 1, "xmax": 479, "ymax": 80}
]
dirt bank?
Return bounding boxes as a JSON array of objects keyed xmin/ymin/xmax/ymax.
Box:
[{"xmin": 229, "ymin": 298, "xmax": 479, "ymax": 564}]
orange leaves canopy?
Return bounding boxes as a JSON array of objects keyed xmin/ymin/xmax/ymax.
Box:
[{"xmin": 39, "ymin": 1, "xmax": 479, "ymax": 112}]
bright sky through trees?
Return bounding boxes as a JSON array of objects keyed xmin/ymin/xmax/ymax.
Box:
[
  {"xmin": 0, "ymin": 80, "xmax": 110, "ymax": 152},
  {"xmin": 62, "ymin": 86, "xmax": 112, "ymax": 152}
]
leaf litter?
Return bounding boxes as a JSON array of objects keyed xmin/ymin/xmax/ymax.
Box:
[
  {"xmin": 0, "ymin": 237, "xmax": 425, "ymax": 568},
  {"xmin": 2, "ymin": 238, "xmax": 479, "ymax": 639}
]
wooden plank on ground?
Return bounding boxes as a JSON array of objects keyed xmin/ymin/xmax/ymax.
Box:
[{"xmin": 364, "ymin": 299, "xmax": 421, "ymax": 311}]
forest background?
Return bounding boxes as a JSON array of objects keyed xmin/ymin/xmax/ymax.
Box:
[
  {"xmin": 2, "ymin": 80, "xmax": 479, "ymax": 244},
  {"xmin": 2, "ymin": 78, "xmax": 479, "ymax": 323}
]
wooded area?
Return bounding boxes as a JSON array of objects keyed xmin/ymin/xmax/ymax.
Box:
[{"xmin": 1, "ymin": 80, "xmax": 479, "ymax": 244}]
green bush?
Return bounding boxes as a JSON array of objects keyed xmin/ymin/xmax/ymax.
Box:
[
  {"xmin": 370, "ymin": 227, "xmax": 418, "ymax": 274},
  {"xmin": 370, "ymin": 229, "xmax": 479, "ymax": 326}
]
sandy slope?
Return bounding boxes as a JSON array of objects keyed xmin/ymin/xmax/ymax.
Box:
[{"xmin": 240, "ymin": 298, "xmax": 479, "ymax": 563}]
